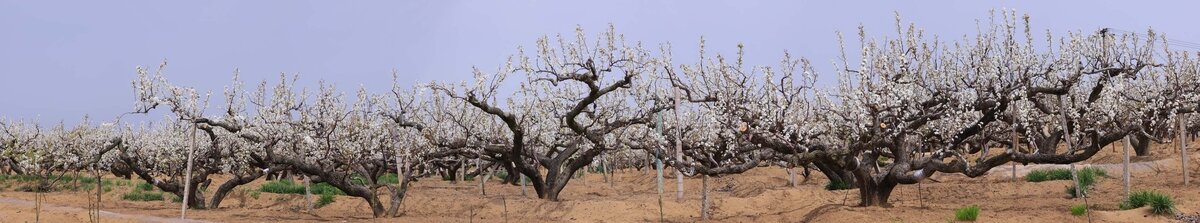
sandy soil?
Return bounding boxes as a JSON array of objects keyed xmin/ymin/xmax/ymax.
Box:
[{"xmin": 1, "ymin": 141, "xmax": 1198, "ymax": 223}]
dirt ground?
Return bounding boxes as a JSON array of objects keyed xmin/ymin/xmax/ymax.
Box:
[{"xmin": 2, "ymin": 141, "xmax": 1199, "ymax": 223}]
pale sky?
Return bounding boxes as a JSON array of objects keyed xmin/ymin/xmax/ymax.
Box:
[{"xmin": 2, "ymin": 1, "xmax": 1198, "ymax": 125}]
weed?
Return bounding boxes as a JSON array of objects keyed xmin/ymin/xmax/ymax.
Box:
[
  {"xmin": 824, "ymin": 180, "xmax": 852, "ymax": 191},
  {"xmin": 260, "ymin": 180, "xmax": 344, "ymax": 195},
  {"xmin": 1119, "ymin": 190, "xmax": 1175, "ymax": 215},
  {"xmin": 122, "ymin": 191, "xmax": 164, "ymax": 201},
  {"xmin": 1069, "ymin": 204, "xmax": 1087, "ymax": 216},
  {"xmin": 954, "ymin": 205, "xmax": 980, "ymax": 221}
]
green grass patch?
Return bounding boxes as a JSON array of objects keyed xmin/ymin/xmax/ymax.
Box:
[
  {"xmin": 0, "ymin": 174, "xmax": 121, "ymax": 184},
  {"xmin": 824, "ymin": 179, "xmax": 852, "ymax": 191},
  {"xmin": 0, "ymin": 174, "xmax": 42, "ymax": 182},
  {"xmin": 122, "ymin": 180, "xmax": 163, "ymax": 201},
  {"xmin": 16, "ymin": 185, "xmax": 43, "ymax": 192},
  {"xmin": 80, "ymin": 183, "xmax": 113, "ymax": 193},
  {"xmin": 954, "ymin": 205, "xmax": 980, "ymax": 221},
  {"xmin": 260, "ymin": 180, "xmax": 344, "ymax": 195},
  {"xmin": 114, "ymin": 179, "xmax": 133, "ymax": 187},
  {"xmin": 136, "ymin": 182, "xmax": 155, "ymax": 191},
  {"xmin": 1066, "ymin": 167, "xmax": 1106, "ymax": 198},
  {"xmin": 440, "ymin": 174, "xmax": 475, "ymax": 181},
  {"xmin": 589, "ymin": 165, "xmax": 609, "ymax": 173},
  {"xmin": 349, "ymin": 174, "xmax": 401, "ymax": 185},
  {"xmin": 315, "ymin": 191, "xmax": 336, "ymax": 208},
  {"xmin": 377, "ymin": 173, "xmax": 399, "ymax": 184},
  {"xmin": 1119, "ymin": 190, "xmax": 1175, "ymax": 215},
  {"xmin": 0, "ymin": 174, "xmax": 126, "ymax": 192},
  {"xmin": 122, "ymin": 191, "xmax": 164, "ymax": 201},
  {"xmin": 1024, "ymin": 167, "xmax": 1106, "ymax": 198},
  {"xmin": 495, "ymin": 171, "xmax": 509, "ymax": 180},
  {"xmin": 1069, "ymin": 204, "xmax": 1087, "ymax": 216},
  {"xmin": 1025, "ymin": 167, "xmax": 1107, "ymax": 182}
]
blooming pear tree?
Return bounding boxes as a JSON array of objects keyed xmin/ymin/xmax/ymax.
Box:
[
  {"xmin": 126, "ymin": 63, "xmax": 287, "ymax": 209},
  {"xmin": 432, "ymin": 25, "xmax": 669, "ymax": 201},
  {"xmin": 0, "ymin": 117, "xmax": 122, "ymax": 190}
]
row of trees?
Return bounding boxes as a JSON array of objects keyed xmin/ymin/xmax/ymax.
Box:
[{"xmin": 2, "ymin": 11, "xmax": 1197, "ymax": 218}]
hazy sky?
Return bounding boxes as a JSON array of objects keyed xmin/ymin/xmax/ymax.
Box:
[{"xmin": 2, "ymin": 1, "xmax": 1198, "ymax": 125}]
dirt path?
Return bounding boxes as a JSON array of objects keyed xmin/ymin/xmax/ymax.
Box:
[{"xmin": 0, "ymin": 197, "xmax": 207, "ymax": 223}]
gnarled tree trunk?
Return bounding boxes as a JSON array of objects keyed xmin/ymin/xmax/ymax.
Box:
[
  {"xmin": 856, "ymin": 178, "xmax": 898, "ymax": 207},
  {"xmin": 208, "ymin": 170, "xmax": 265, "ymax": 209},
  {"xmin": 1132, "ymin": 133, "xmax": 1152, "ymax": 156}
]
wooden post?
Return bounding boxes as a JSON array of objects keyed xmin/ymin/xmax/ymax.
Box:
[
  {"xmin": 1011, "ymin": 107, "xmax": 1019, "ymax": 181},
  {"xmin": 93, "ymin": 169, "xmax": 102, "ymax": 223},
  {"xmin": 1181, "ymin": 116, "xmax": 1189, "ymax": 186},
  {"xmin": 701, "ymin": 174, "xmax": 710, "ymax": 221},
  {"xmin": 394, "ymin": 131, "xmax": 407, "ymax": 216},
  {"xmin": 601, "ymin": 155, "xmax": 609, "ymax": 184},
  {"xmin": 1059, "ymin": 96, "xmax": 1092, "ymax": 222},
  {"xmin": 645, "ymin": 153, "xmax": 652, "ymax": 174},
  {"xmin": 655, "ymin": 113, "xmax": 666, "ymax": 223},
  {"xmin": 1123, "ymin": 136, "xmax": 1131, "ymax": 197},
  {"xmin": 478, "ymin": 158, "xmax": 486, "ymax": 195},
  {"xmin": 786, "ymin": 166, "xmax": 797, "ymax": 187},
  {"xmin": 674, "ymin": 89, "xmax": 684, "ymax": 201},
  {"xmin": 1058, "ymin": 96, "xmax": 1082, "ymax": 197},
  {"xmin": 304, "ymin": 175, "xmax": 313, "ymax": 211},
  {"xmin": 459, "ymin": 159, "xmax": 466, "ymax": 183},
  {"xmin": 520, "ymin": 175, "xmax": 527, "ymax": 197},
  {"xmin": 181, "ymin": 123, "xmax": 196, "ymax": 219},
  {"xmin": 604, "ymin": 155, "xmax": 614, "ymax": 187},
  {"xmin": 913, "ymin": 138, "xmax": 924, "ymax": 208}
]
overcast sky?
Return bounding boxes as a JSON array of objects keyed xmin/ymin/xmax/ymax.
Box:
[{"xmin": 2, "ymin": 1, "xmax": 1198, "ymax": 125}]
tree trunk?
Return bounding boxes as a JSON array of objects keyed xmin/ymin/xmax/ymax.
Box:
[
  {"xmin": 325, "ymin": 179, "xmax": 385, "ymax": 217},
  {"xmin": 386, "ymin": 170, "xmax": 414, "ymax": 217},
  {"xmin": 1133, "ymin": 133, "xmax": 1152, "ymax": 156},
  {"xmin": 178, "ymin": 179, "xmax": 207, "ymax": 209},
  {"xmin": 208, "ymin": 171, "xmax": 263, "ymax": 209},
  {"xmin": 109, "ymin": 162, "xmax": 133, "ymax": 180},
  {"xmin": 501, "ymin": 163, "xmax": 520, "ymax": 185},
  {"xmin": 856, "ymin": 179, "xmax": 898, "ymax": 207},
  {"xmin": 122, "ymin": 155, "xmax": 210, "ymax": 209},
  {"xmin": 446, "ymin": 165, "xmax": 459, "ymax": 184},
  {"xmin": 802, "ymin": 165, "xmax": 811, "ymax": 183},
  {"xmin": 541, "ymin": 168, "xmax": 575, "ymax": 201},
  {"xmin": 814, "ymin": 160, "xmax": 856, "ymax": 187},
  {"xmin": 365, "ymin": 195, "xmax": 387, "ymax": 217},
  {"xmin": 1036, "ymin": 135, "xmax": 1061, "ymax": 155},
  {"xmin": 278, "ymin": 157, "xmax": 388, "ymax": 217}
]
